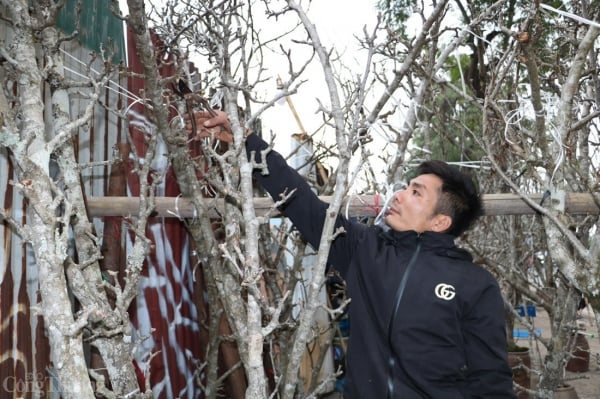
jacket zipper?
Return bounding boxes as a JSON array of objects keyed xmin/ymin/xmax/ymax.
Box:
[{"xmin": 386, "ymin": 235, "xmax": 422, "ymax": 399}]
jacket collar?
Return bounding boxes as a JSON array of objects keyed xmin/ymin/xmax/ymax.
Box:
[{"xmin": 378, "ymin": 228, "xmax": 473, "ymax": 261}]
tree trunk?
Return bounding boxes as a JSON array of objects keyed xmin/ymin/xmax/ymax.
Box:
[
  {"xmin": 6, "ymin": 2, "xmax": 95, "ymax": 396},
  {"xmin": 44, "ymin": 25, "xmax": 139, "ymax": 395}
]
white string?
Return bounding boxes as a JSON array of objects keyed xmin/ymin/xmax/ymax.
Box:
[
  {"xmin": 167, "ymin": 193, "xmax": 184, "ymax": 220},
  {"xmin": 496, "ymin": 82, "xmax": 567, "ymax": 186},
  {"xmin": 61, "ymin": 63, "xmax": 142, "ymax": 106},
  {"xmin": 373, "ymin": 183, "xmax": 407, "ymax": 229},
  {"xmin": 445, "ymin": 160, "xmax": 491, "ymax": 169},
  {"xmin": 344, "ymin": 194, "xmax": 353, "ymax": 219},
  {"xmin": 464, "ymin": 29, "xmax": 495, "ymax": 46},
  {"xmin": 454, "ymin": 50, "xmax": 467, "ymax": 96},
  {"xmin": 210, "ymin": 90, "xmax": 224, "ymax": 108},
  {"xmin": 60, "ymin": 46, "xmax": 210, "ymax": 220},
  {"xmin": 547, "ymin": 121, "xmax": 565, "ymax": 186},
  {"xmin": 62, "ymin": 47, "xmax": 225, "ymax": 156},
  {"xmin": 60, "ymin": 48, "xmax": 143, "ymax": 104},
  {"xmin": 125, "ymin": 98, "xmax": 183, "ymax": 136},
  {"xmin": 503, "ymin": 106, "xmax": 524, "ymax": 145},
  {"xmin": 538, "ymin": 3, "xmax": 599, "ymax": 186},
  {"xmin": 540, "ymin": 3, "xmax": 600, "ymax": 29},
  {"xmin": 124, "ymin": 98, "xmax": 146, "ymax": 117},
  {"xmin": 373, "ymin": 190, "xmax": 394, "ymax": 230}
]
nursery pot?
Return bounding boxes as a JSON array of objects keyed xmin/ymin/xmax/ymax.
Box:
[
  {"xmin": 508, "ymin": 346, "xmax": 531, "ymax": 399},
  {"xmin": 565, "ymin": 333, "xmax": 590, "ymax": 372},
  {"xmin": 553, "ymin": 384, "xmax": 579, "ymax": 399}
]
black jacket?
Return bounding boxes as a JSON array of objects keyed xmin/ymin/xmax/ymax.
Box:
[{"xmin": 246, "ymin": 134, "xmax": 516, "ymax": 398}]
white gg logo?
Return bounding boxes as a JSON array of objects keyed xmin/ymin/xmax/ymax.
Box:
[{"xmin": 435, "ymin": 283, "xmax": 456, "ymax": 300}]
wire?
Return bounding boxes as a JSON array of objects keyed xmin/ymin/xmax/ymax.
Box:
[
  {"xmin": 540, "ymin": 3, "xmax": 600, "ymax": 29},
  {"xmin": 60, "ymin": 48, "xmax": 143, "ymax": 104}
]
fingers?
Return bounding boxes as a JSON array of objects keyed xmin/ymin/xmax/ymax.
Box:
[
  {"xmin": 183, "ymin": 110, "xmax": 213, "ymax": 129},
  {"xmin": 192, "ymin": 125, "xmax": 233, "ymax": 143},
  {"xmin": 205, "ymin": 109, "xmax": 230, "ymax": 129},
  {"xmin": 184, "ymin": 109, "xmax": 233, "ymax": 143},
  {"xmin": 184, "ymin": 109, "xmax": 228, "ymax": 127},
  {"xmin": 184, "ymin": 110, "xmax": 230, "ymax": 129}
]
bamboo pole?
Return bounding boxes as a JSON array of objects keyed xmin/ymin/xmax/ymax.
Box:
[{"xmin": 85, "ymin": 193, "xmax": 600, "ymax": 218}]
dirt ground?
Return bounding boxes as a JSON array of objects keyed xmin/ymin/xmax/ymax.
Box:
[{"xmin": 514, "ymin": 306, "xmax": 600, "ymax": 399}]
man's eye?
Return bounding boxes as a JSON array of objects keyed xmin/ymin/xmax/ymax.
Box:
[
  {"xmin": 392, "ymin": 182, "xmax": 408, "ymax": 191},
  {"xmin": 412, "ymin": 190, "xmax": 419, "ymax": 195}
]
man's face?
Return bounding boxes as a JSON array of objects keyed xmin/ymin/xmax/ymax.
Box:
[{"xmin": 384, "ymin": 173, "xmax": 449, "ymax": 233}]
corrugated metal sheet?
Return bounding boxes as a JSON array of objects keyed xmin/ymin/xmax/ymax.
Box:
[
  {"xmin": 0, "ymin": 4, "xmax": 126, "ymax": 398},
  {"xmin": 0, "ymin": 11, "xmax": 54, "ymax": 398},
  {"xmin": 125, "ymin": 29, "xmax": 204, "ymax": 399},
  {"xmin": 56, "ymin": 0, "xmax": 126, "ymax": 63},
  {"xmin": 1, "ymin": 4, "xmax": 210, "ymax": 398}
]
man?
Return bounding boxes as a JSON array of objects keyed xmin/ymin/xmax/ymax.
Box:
[{"xmin": 189, "ymin": 110, "xmax": 516, "ymax": 398}]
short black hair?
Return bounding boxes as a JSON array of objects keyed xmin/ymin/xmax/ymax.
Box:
[{"xmin": 415, "ymin": 160, "xmax": 483, "ymax": 237}]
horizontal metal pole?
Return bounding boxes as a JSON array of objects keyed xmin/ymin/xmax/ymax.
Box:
[{"xmin": 85, "ymin": 193, "xmax": 600, "ymax": 218}]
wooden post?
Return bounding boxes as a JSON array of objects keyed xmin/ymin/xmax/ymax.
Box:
[{"xmin": 85, "ymin": 193, "xmax": 600, "ymax": 218}]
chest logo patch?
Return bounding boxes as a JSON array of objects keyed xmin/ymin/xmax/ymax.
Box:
[{"xmin": 435, "ymin": 283, "xmax": 456, "ymax": 300}]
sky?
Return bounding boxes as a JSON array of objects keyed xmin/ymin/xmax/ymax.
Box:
[
  {"xmin": 118, "ymin": 0, "xmax": 381, "ymax": 153},
  {"xmin": 259, "ymin": 1, "xmax": 381, "ymax": 152},
  {"xmin": 117, "ymin": 0, "xmax": 393, "ymax": 192}
]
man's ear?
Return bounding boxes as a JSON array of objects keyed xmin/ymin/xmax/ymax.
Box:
[{"xmin": 431, "ymin": 214, "xmax": 452, "ymax": 233}]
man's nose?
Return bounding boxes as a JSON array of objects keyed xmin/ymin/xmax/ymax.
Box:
[{"xmin": 393, "ymin": 189, "xmax": 405, "ymax": 203}]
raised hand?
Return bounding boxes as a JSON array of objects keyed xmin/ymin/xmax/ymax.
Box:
[{"xmin": 185, "ymin": 109, "xmax": 233, "ymax": 143}]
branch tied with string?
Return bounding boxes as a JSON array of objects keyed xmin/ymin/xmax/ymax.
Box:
[{"xmin": 171, "ymin": 77, "xmax": 232, "ymax": 143}]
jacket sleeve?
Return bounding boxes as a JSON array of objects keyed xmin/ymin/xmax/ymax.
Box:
[
  {"xmin": 245, "ymin": 133, "xmax": 358, "ymax": 271},
  {"xmin": 462, "ymin": 279, "xmax": 516, "ymax": 398}
]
